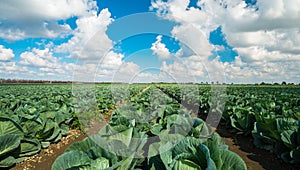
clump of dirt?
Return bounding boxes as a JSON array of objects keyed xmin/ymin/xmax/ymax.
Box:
[{"xmin": 12, "ymin": 129, "xmax": 87, "ymax": 170}]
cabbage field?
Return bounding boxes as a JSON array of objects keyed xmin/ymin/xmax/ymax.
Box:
[{"xmin": 0, "ymin": 83, "xmax": 299, "ymax": 169}]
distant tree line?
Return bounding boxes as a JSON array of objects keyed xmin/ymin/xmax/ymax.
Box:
[
  {"xmin": 259, "ymin": 81, "xmax": 298, "ymax": 86},
  {"xmin": 0, "ymin": 78, "xmax": 299, "ymax": 85},
  {"xmin": 0, "ymin": 78, "xmax": 73, "ymax": 84},
  {"xmin": 0, "ymin": 78, "xmax": 122, "ymax": 84}
]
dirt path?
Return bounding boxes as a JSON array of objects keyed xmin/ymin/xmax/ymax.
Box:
[
  {"xmin": 12, "ymin": 130, "xmax": 87, "ymax": 170},
  {"xmin": 217, "ymin": 127, "xmax": 299, "ymax": 170}
]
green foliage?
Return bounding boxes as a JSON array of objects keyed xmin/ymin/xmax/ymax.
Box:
[
  {"xmin": 1, "ymin": 83, "xmax": 299, "ymax": 168},
  {"xmin": 158, "ymin": 84, "xmax": 300, "ymax": 164},
  {"xmin": 52, "ymin": 86, "xmax": 246, "ymax": 169},
  {"xmin": 52, "ymin": 150, "xmax": 91, "ymax": 170},
  {"xmin": 0, "ymin": 134, "xmax": 20, "ymax": 157},
  {"xmin": 0, "ymin": 84, "xmax": 94, "ymax": 167}
]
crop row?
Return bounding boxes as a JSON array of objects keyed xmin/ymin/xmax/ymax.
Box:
[
  {"xmin": 1, "ymin": 83, "xmax": 299, "ymax": 168},
  {"xmin": 0, "ymin": 84, "xmax": 148, "ymax": 168},
  {"xmin": 52, "ymin": 86, "xmax": 247, "ymax": 169},
  {"xmin": 157, "ymin": 84, "xmax": 300, "ymax": 164}
]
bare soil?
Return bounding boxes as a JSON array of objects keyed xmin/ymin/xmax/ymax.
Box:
[
  {"xmin": 11, "ymin": 130, "xmax": 87, "ymax": 170},
  {"xmin": 217, "ymin": 127, "xmax": 299, "ymax": 170}
]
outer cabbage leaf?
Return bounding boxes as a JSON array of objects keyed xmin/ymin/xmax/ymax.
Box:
[
  {"xmin": 0, "ymin": 156, "xmax": 16, "ymax": 168},
  {"xmin": 51, "ymin": 150, "xmax": 91, "ymax": 170},
  {"xmin": 230, "ymin": 107, "xmax": 255, "ymax": 134},
  {"xmin": 0, "ymin": 117, "xmax": 24, "ymax": 138},
  {"xmin": 281, "ymin": 130, "xmax": 297, "ymax": 149},
  {"xmin": 218, "ymin": 150, "xmax": 247, "ymax": 170},
  {"xmin": 0, "ymin": 134, "xmax": 20, "ymax": 157},
  {"xmin": 173, "ymin": 159, "xmax": 202, "ymax": 170},
  {"xmin": 19, "ymin": 138, "xmax": 41, "ymax": 157}
]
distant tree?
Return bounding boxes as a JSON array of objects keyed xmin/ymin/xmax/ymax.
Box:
[
  {"xmin": 273, "ymin": 82, "xmax": 279, "ymax": 85},
  {"xmin": 282, "ymin": 81, "xmax": 287, "ymax": 85},
  {"xmin": 260, "ymin": 82, "xmax": 266, "ymax": 85},
  {"xmin": 288, "ymin": 83, "xmax": 294, "ymax": 85}
]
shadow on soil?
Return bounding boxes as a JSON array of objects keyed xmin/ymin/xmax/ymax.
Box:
[{"xmin": 217, "ymin": 126, "xmax": 299, "ymax": 170}]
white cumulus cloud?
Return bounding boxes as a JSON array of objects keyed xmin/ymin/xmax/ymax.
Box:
[
  {"xmin": 55, "ymin": 8, "xmax": 114, "ymax": 61},
  {"xmin": 0, "ymin": 0, "xmax": 96, "ymax": 41},
  {"xmin": 20, "ymin": 48, "xmax": 60, "ymax": 68},
  {"xmin": 0, "ymin": 45, "xmax": 14, "ymax": 61},
  {"xmin": 150, "ymin": 0, "xmax": 300, "ymax": 83},
  {"xmin": 151, "ymin": 35, "xmax": 173, "ymax": 60}
]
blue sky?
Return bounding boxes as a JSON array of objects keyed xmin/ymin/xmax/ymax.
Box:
[
  {"xmin": 97, "ymin": 0, "xmax": 152, "ymax": 18},
  {"xmin": 0, "ymin": 0, "xmax": 299, "ymax": 83}
]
